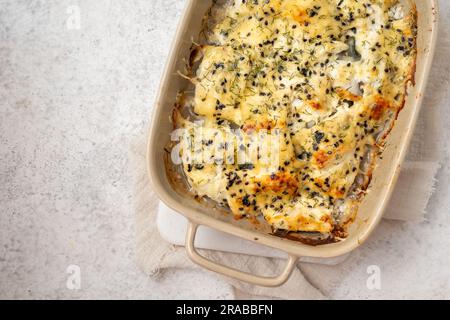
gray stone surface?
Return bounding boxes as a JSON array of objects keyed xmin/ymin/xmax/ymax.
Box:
[
  {"xmin": 0, "ymin": 0, "xmax": 233, "ymax": 300},
  {"xmin": 0, "ymin": 0, "xmax": 449, "ymax": 299}
]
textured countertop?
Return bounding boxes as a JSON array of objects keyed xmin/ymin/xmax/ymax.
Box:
[{"xmin": 1, "ymin": 0, "xmax": 449, "ymax": 299}]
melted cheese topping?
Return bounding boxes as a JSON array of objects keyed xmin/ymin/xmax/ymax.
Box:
[{"xmin": 175, "ymin": 0, "xmax": 416, "ymax": 237}]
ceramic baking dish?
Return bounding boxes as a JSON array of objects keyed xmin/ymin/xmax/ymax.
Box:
[{"xmin": 147, "ymin": 0, "xmax": 439, "ymax": 287}]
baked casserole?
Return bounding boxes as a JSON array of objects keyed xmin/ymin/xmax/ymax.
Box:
[{"xmin": 168, "ymin": 0, "xmax": 417, "ymax": 244}]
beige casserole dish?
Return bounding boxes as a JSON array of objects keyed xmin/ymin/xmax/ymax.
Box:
[{"xmin": 147, "ymin": 0, "xmax": 439, "ymax": 287}]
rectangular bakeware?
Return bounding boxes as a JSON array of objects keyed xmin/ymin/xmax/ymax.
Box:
[{"xmin": 147, "ymin": 0, "xmax": 439, "ymax": 287}]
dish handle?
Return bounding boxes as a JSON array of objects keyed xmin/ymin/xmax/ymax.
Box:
[{"xmin": 185, "ymin": 221, "xmax": 298, "ymax": 287}]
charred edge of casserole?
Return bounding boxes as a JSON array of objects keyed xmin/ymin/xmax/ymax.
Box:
[{"xmin": 272, "ymin": 229, "xmax": 338, "ymax": 246}]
